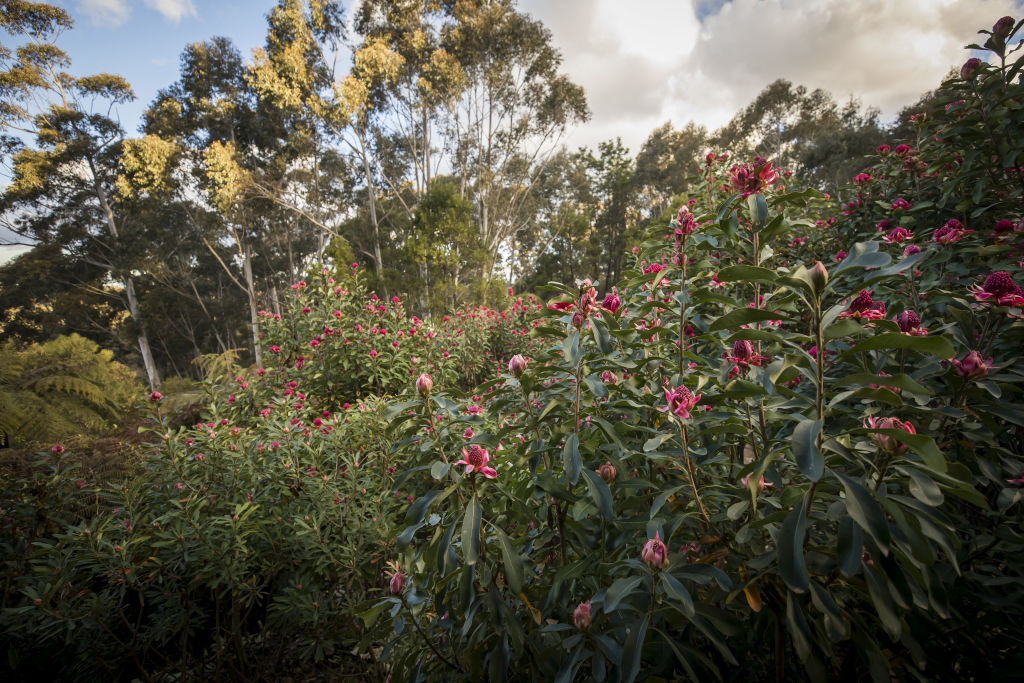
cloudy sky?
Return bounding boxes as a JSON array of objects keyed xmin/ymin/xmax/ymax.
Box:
[{"xmin": 50, "ymin": 0, "xmax": 1024, "ymax": 154}]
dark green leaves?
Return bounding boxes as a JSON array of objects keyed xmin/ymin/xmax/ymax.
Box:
[
  {"xmin": 846, "ymin": 333, "xmax": 955, "ymax": 359},
  {"xmin": 463, "ymin": 496, "xmax": 482, "ymax": 565},
  {"xmin": 562, "ymin": 433, "xmax": 581, "ymax": 485},
  {"xmin": 777, "ymin": 499, "xmax": 810, "ymax": 592},
  {"xmin": 836, "ymin": 472, "xmax": 890, "ymax": 554},
  {"xmin": 708, "ymin": 307, "xmax": 784, "ymax": 332},
  {"xmin": 581, "ymin": 468, "xmax": 614, "ymax": 519},
  {"xmin": 792, "ymin": 418, "xmax": 823, "ymax": 481}
]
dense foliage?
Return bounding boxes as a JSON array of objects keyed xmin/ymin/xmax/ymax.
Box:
[{"xmin": 2, "ymin": 5, "xmax": 1024, "ymax": 683}]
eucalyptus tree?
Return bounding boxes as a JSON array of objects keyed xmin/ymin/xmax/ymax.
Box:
[{"xmin": 0, "ymin": 0, "xmax": 160, "ymax": 388}]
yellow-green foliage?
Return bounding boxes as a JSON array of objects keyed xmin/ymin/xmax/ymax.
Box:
[{"xmin": 0, "ymin": 334, "xmax": 142, "ymax": 445}]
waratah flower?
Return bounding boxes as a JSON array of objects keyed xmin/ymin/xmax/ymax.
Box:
[
  {"xmin": 993, "ymin": 15, "xmax": 1015, "ymax": 37},
  {"xmin": 573, "ymin": 601, "xmax": 592, "ymax": 630},
  {"xmin": 951, "ymin": 350, "xmax": 992, "ymax": 379},
  {"xmin": 456, "ymin": 444, "xmax": 497, "ymax": 479},
  {"xmin": 597, "ymin": 461, "xmax": 617, "ymax": 484},
  {"xmin": 893, "ymin": 144, "xmax": 913, "ymax": 157},
  {"xmin": 904, "ymin": 244, "xmax": 921, "ymax": 257},
  {"xmin": 877, "ymin": 144, "xmax": 891, "ymax": 155},
  {"xmin": 932, "ymin": 219, "xmax": 971, "ymax": 244},
  {"xmin": 841, "ymin": 290, "xmax": 887, "ymax": 320},
  {"xmin": 725, "ymin": 340, "xmax": 769, "ymax": 368},
  {"xmin": 961, "ymin": 57, "xmax": 983, "ymax": 80},
  {"xmin": 642, "ymin": 531, "xmax": 670, "ymax": 570},
  {"xmin": 729, "ymin": 160, "xmax": 777, "ymax": 196},
  {"xmin": 601, "ymin": 292, "xmax": 621, "ymax": 313},
  {"xmin": 149, "ymin": 391, "xmax": 162, "ymax": 401},
  {"xmin": 890, "ymin": 198, "xmax": 911, "ymax": 211},
  {"xmin": 415, "ymin": 373, "xmax": 433, "ymax": 396},
  {"xmin": 852, "ymin": 173, "xmax": 872, "ymax": 185},
  {"xmin": 833, "ymin": 250, "xmax": 848, "ymax": 263},
  {"xmin": 51, "ymin": 444, "xmax": 65, "ymax": 455},
  {"xmin": 662, "ymin": 384, "xmax": 702, "ymax": 419},
  {"xmin": 674, "ymin": 206, "xmax": 697, "ymax": 236},
  {"xmin": 992, "ymin": 219, "xmax": 1015, "ymax": 235},
  {"xmin": 895, "ymin": 310, "xmax": 927, "ymax": 336},
  {"xmin": 741, "ymin": 472, "xmax": 766, "ymax": 494},
  {"xmin": 508, "ymin": 354, "xmax": 528, "ymax": 378},
  {"xmin": 969, "ymin": 271, "xmax": 1024, "ymax": 307},
  {"xmin": 864, "ymin": 416, "xmax": 916, "ymax": 455}
]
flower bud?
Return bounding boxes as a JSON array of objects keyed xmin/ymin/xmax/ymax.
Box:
[
  {"xmin": 641, "ymin": 531, "xmax": 669, "ymax": 570},
  {"xmin": 573, "ymin": 601, "xmax": 592, "ymax": 630},
  {"xmin": 508, "ymin": 354, "xmax": 528, "ymax": 378},
  {"xmin": 960, "ymin": 57, "xmax": 983, "ymax": 81},
  {"xmin": 149, "ymin": 391, "xmax": 162, "ymax": 401},
  {"xmin": 415, "ymin": 373, "xmax": 433, "ymax": 396},
  {"xmin": 809, "ymin": 261, "xmax": 829, "ymax": 294},
  {"xmin": 597, "ymin": 461, "xmax": 617, "ymax": 484},
  {"xmin": 389, "ymin": 571, "xmax": 405, "ymax": 594},
  {"xmin": 993, "ymin": 15, "xmax": 1014, "ymax": 38}
]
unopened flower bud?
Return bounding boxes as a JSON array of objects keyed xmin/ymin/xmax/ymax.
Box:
[
  {"xmin": 415, "ymin": 373, "xmax": 433, "ymax": 396},
  {"xmin": 508, "ymin": 354, "xmax": 528, "ymax": 378},
  {"xmin": 597, "ymin": 461, "xmax": 617, "ymax": 484},
  {"xmin": 993, "ymin": 15, "xmax": 1014, "ymax": 38},
  {"xmin": 573, "ymin": 601, "xmax": 592, "ymax": 630},
  {"xmin": 809, "ymin": 261, "xmax": 829, "ymax": 294},
  {"xmin": 641, "ymin": 531, "xmax": 669, "ymax": 570},
  {"xmin": 960, "ymin": 57, "xmax": 983, "ymax": 80},
  {"xmin": 390, "ymin": 571, "xmax": 405, "ymax": 594}
]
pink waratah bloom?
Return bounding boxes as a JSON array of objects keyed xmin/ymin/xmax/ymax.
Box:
[
  {"xmin": 864, "ymin": 416, "xmax": 916, "ymax": 455},
  {"xmin": 841, "ymin": 290, "xmax": 887, "ymax": 320},
  {"xmin": 270, "ymin": 345, "xmax": 280, "ymax": 354},
  {"xmin": 890, "ymin": 198, "xmax": 911, "ymax": 211},
  {"xmin": 894, "ymin": 144, "xmax": 913, "ymax": 157},
  {"xmin": 573, "ymin": 601, "xmax": 593, "ymax": 630},
  {"xmin": 969, "ymin": 271, "xmax": 1024, "ymax": 307},
  {"xmin": 884, "ymin": 227, "xmax": 913, "ymax": 243},
  {"xmin": 895, "ymin": 310, "xmax": 927, "ymax": 336},
  {"xmin": 852, "ymin": 173, "xmax": 872, "ymax": 185},
  {"xmin": 933, "ymin": 219, "xmax": 971, "ymax": 244},
  {"xmin": 149, "ymin": 391, "xmax": 162, "ymax": 401},
  {"xmin": 508, "ymin": 354, "xmax": 528, "ymax": 378},
  {"xmin": 992, "ymin": 219, "xmax": 1015, "ymax": 235},
  {"xmin": 389, "ymin": 570, "xmax": 405, "ymax": 594},
  {"xmin": 903, "ymin": 244, "xmax": 921, "ymax": 257},
  {"xmin": 993, "ymin": 15, "xmax": 1014, "ymax": 37},
  {"xmin": 725, "ymin": 339, "xmax": 769, "ymax": 368},
  {"xmin": 662, "ymin": 384, "xmax": 702, "ymax": 419},
  {"xmin": 642, "ymin": 531, "xmax": 670, "ymax": 570},
  {"xmin": 456, "ymin": 444, "xmax": 497, "ymax": 479},
  {"xmin": 833, "ymin": 250, "xmax": 848, "ymax": 263},
  {"xmin": 51, "ymin": 444, "xmax": 65, "ymax": 455},
  {"xmin": 674, "ymin": 206, "xmax": 697, "ymax": 237},
  {"xmin": 415, "ymin": 373, "xmax": 433, "ymax": 396},
  {"xmin": 951, "ymin": 350, "xmax": 992, "ymax": 379},
  {"xmin": 877, "ymin": 144, "xmax": 891, "ymax": 155}
]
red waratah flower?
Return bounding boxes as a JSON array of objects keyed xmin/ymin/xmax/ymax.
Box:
[
  {"xmin": 415, "ymin": 373, "xmax": 433, "ymax": 395},
  {"xmin": 877, "ymin": 144, "xmax": 891, "ymax": 155},
  {"xmin": 904, "ymin": 244, "xmax": 921, "ymax": 257},
  {"xmin": 833, "ymin": 250, "xmax": 848, "ymax": 263},
  {"xmin": 456, "ymin": 444, "xmax": 497, "ymax": 479},
  {"xmin": 51, "ymin": 444, "xmax": 65, "ymax": 455},
  {"xmin": 969, "ymin": 271, "xmax": 1024, "ymax": 307},
  {"xmin": 662, "ymin": 384, "xmax": 702, "ymax": 419},
  {"xmin": 641, "ymin": 531, "xmax": 670, "ymax": 570},
  {"xmin": 951, "ymin": 350, "xmax": 992, "ymax": 379},
  {"xmin": 961, "ymin": 57, "xmax": 983, "ymax": 80},
  {"xmin": 674, "ymin": 206, "xmax": 697, "ymax": 237},
  {"xmin": 893, "ymin": 144, "xmax": 913, "ymax": 157},
  {"xmin": 270, "ymin": 345, "xmax": 280, "ymax": 354},
  {"xmin": 729, "ymin": 160, "xmax": 777, "ymax": 196},
  {"xmin": 601, "ymin": 292, "xmax": 621, "ymax": 313},
  {"xmin": 993, "ymin": 15, "xmax": 1015, "ymax": 37},
  {"xmin": 933, "ymin": 219, "xmax": 971, "ymax": 244},
  {"xmin": 890, "ymin": 198, "xmax": 911, "ymax": 211},
  {"xmin": 508, "ymin": 354, "xmax": 528, "ymax": 378},
  {"xmin": 852, "ymin": 173, "xmax": 872, "ymax": 185},
  {"xmin": 864, "ymin": 416, "xmax": 916, "ymax": 454},
  {"xmin": 841, "ymin": 290, "xmax": 887, "ymax": 320},
  {"xmin": 725, "ymin": 340, "xmax": 769, "ymax": 369},
  {"xmin": 149, "ymin": 391, "xmax": 162, "ymax": 401},
  {"xmin": 389, "ymin": 570, "xmax": 405, "ymax": 594},
  {"xmin": 573, "ymin": 601, "xmax": 592, "ymax": 629},
  {"xmin": 895, "ymin": 310, "xmax": 927, "ymax": 336},
  {"xmin": 884, "ymin": 227, "xmax": 913, "ymax": 244}
]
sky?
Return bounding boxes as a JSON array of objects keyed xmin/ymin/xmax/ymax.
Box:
[
  {"xmin": 48, "ymin": 0, "xmax": 1024, "ymax": 153},
  {"xmin": 1, "ymin": 0, "xmax": 1020, "ymax": 264}
]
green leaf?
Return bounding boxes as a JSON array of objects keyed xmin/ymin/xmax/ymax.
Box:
[
  {"xmin": 650, "ymin": 485, "xmax": 684, "ymax": 518},
  {"xmin": 563, "ymin": 331, "xmax": 582, "ymax": 368},
  {"xmin": 903, "ymin": 467, "xmax": 944, "ymax": 506},
  {"xmin": 708, "ymin": 306, "xmax": 783, "ymax": 332},
  {"xmin": 582, "ymin": 468, "xmax": 615, "ymax": 520},
  {"xmin": 777, "ymin": 500, "xmax": 810, "ymax": 592},
  {"xmin": 833, "ymin": 241, "xmax": 890, "ymax": 276},
  {"xmin": 747, "ymin": 193, "xmax": 769, "ymax": 229},
  {"xmin": 644, "ymin": 432, "xmax": 674, "ymax": 452},
  {"xmin": 660, "ymin": 573, "xmax": 695, "ymax": 617},
  {"xmin": 715, "ymin": 192, "xmax": 742, "ymax": 222},
  {"xmin": 846, "ymin": 333, "xmax": 955, "ymax": 359},
  {"xmin": 792, "ymin": 419, "xmax": 824, "ymax": 482},
  {"xmin": 605, "ymin": 575, "xmax": 644, "ymax": 613},
  {"xmin": 864, "ymin": 566, "xmax": 902, "ymax": 639},
  {"xmin": 591, "ymin": 317, "xmax": 612, "ymax": 354},
  {"xmin": 837, "ymin": 515, "xmax": 862, "ymax": 577},
  {"xmin": 494, "ymin": 525, "xmax": 523, "ymax": 593},
  {"xmin": 836, "ymin": 471, "xmax": 890, "ymax": 554},
  {"xmin": 882, "ymin": 430, "xmax": 947, "ymax": 473},
  {"xmin": 715, "ymin": 264, "xmax": 778, "ymax": 285},
  {"xmin": 620, "ymin": 614, "xmax": 649, "ymax": 683},
  {"xmin": 563, "ymin": 434, "xmax": 581, "ymax": 485},
  {"xmin": 462, "ymin": 496, "xmax": 482, "ymax": 565}
]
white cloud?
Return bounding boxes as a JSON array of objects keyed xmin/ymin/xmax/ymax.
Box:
[
  {"xmin": 522, "ymin": 0, "xmax": 1024, "ymax": 154},
  {"xmin": 144, "ymin": 0, "xmax": 197, "ymax": 23},
  {"xmin": 76, "ymin": 0, "xmax": 131, "ymax": 27}
]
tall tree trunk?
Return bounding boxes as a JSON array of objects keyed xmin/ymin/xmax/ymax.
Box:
[{"xmin": 243, "ymin": 242, "xmax": 263, "ymax": 369}]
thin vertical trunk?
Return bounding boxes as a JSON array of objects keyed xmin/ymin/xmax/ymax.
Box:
[
  {"xmin": 356, "ymin": 129, "xmax": 385, "ymax": 287},
  {"xmin": 242, "ymin": 241, "xmax": 263, "ymax": 369}
]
